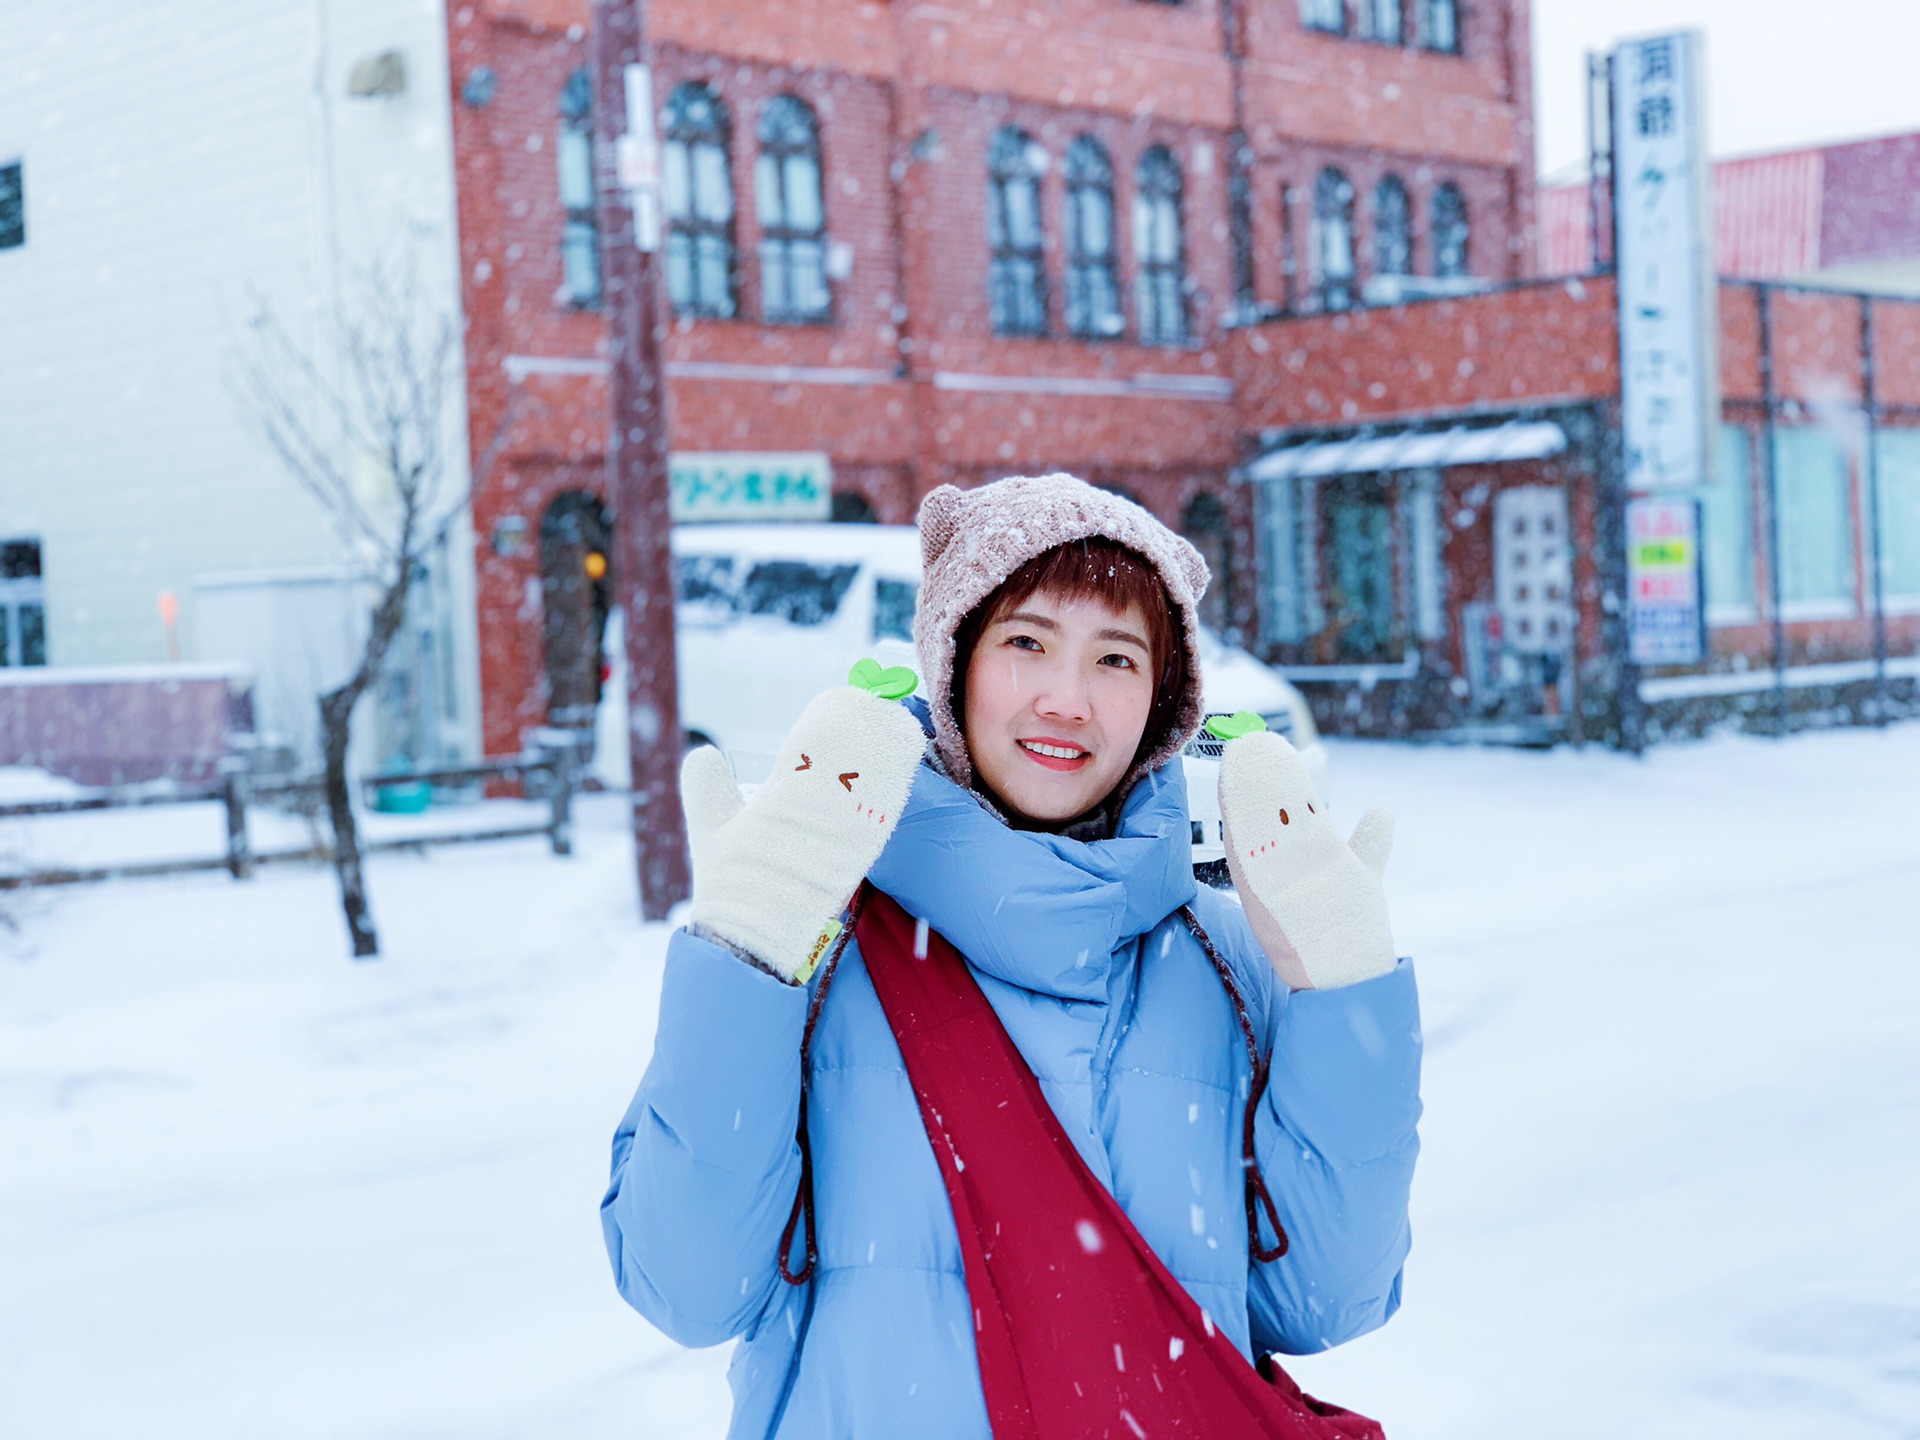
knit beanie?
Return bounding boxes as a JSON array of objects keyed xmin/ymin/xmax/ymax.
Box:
[{"xmin": 913, "ymin": 473, "xmax": 1211, "ymax": 793}]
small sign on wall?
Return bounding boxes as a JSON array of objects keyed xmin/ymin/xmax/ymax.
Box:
[
  {"xmin": 669, "ymin": 452, "xmax": 833, "ymax": 523},
  {"xmin": 1627, "ymin": 495, "xmax": 1707, "ymax": 665}
]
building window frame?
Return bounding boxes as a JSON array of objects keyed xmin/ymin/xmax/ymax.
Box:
[
  {"xmin": 1420, "ymin": 0, "xmax": 1461, "ymax": 54},
  {"xmin": 1133, "ymin": 144, "xmax": 1190, "ymax": 347},
  {"xmin": 662, "ymin": 81, "xmax": 739, "ymax": 320},
  {"xmin": 1065, "ymin": 135, "xmax": 1124, "ymax": 339},
  {"xmin": 556, "ymin": 69, "xmax": 602, "ymax": 310},
  {"xmin": 1311, "ymin": 167, "xmax": 1357, "ymax": 311},
  {"xmin": 1373, "ymin": 175, "xmax": 1412, "ymax": 280},
  {"xmin": 988, "ymin": 126, "xmax": 1049, "ymax": 337},
  {"xmin": 756, "ymin": 95, "xmax": 831, "ymax": 326},
  {"xmin": 0, "ymin": 160, "xmax": 23, "ymax": 251},
  {"xmin": 1300, "ymin": 0, "xmax": 1348, "ymax": 36},
  {"xmin": 1432, "ymin": 181, "xmax": 1470, "ymax": 278},
  {"xmin": 1364, "ymin": 0, "xmax": 1404, "ymax": 43},
  {"xmin": 0, "ymin": 538, "xmax": 47, "ymax": 667}
]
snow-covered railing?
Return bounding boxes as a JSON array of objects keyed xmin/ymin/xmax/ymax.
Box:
[{"xmin": 0, "ymin": 741, "xmax": 584, "ymax": 891}]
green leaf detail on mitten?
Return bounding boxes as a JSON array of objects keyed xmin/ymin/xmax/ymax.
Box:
[
  {"xmin": 848, "ymin": 657, "xmax": 918, "ymax": 700},
  {"xmin": 1205, "ymin": 710, "xmax": 1268, "ymax": 741}
]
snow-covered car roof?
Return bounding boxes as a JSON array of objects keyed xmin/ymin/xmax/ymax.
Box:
[{"xmin": 670, "ymin": 523, "xmax": 922, "ymax": 574}]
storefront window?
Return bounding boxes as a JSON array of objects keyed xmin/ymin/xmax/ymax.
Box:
[
  {"xmin": 1772, "ymin": 426, "xmax": 1857, "ymax": 615},
  {"xmin": 1698, "ymin": 424, "xmax": 1757, "ymax": 621},
  {"xmin": 1873, "ymin": 427, "xmax": 1920, "ymax": 602}
]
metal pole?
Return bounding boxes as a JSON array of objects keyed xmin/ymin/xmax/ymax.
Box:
[
  {"xmin": 1861, "ymin": 295, "xmax": 1891, "ymax": 724},
  {"xmin": 1586, "ymin": 52, "xmax": 1612, "ymax": 275},
  {"xmin": 1757, "ymin": 286, "xmax": 1788, "ymax": 737},
  {"xmin": 591, "ymin": 0, "xmax": 691, "ymax": 919}
]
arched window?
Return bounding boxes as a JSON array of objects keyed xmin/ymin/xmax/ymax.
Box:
[
  {"xmin": 1368, "ymin": 0, "xmax": 1403, "ymax": 43},
  {"xmin": 1182, "ymin": 492, "xmax": 1233, "ymax": 635},
  {"xmin": 1065, "ymin": 136, "xmax": 1122, "ymax": 339},
  {"xmin": 988, "ymin": 127, "xmax": 1047, "ymax": 336},
  {"xmin": 1373, "ymin": 175, "xmax": 1411, "ymax": 278},
  {"xmin": 1311, "ymin": 167, "xmax": 1356, "ymax": 311},
  {"xmin": 756, "ymin": 96, "xmax": 829, "ymax": 324},
  {"xmin": 1134, "ymin": 145, "xmax": 1189, "ymax": 346},
  {"xmin": 557, "ymin": 69, "xmax": 601, "ymax": 308},
  {"xmin": 1421, "ymin": 0, "xmax": 1459, "ymax": 53},
  {"xmin": 662, "ymin": 82, "xmax": 737, "ymax": 319},
  {"xmin": 1433, "ymin": 182, "xmax": 1469, "ymax": 277}
]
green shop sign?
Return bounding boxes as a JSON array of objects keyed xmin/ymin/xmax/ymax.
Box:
[{"xmin": 669, "ymin": 452, "xmax": 833, "ymax": 522}]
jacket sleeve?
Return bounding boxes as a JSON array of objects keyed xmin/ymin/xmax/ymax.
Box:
[
  {"xmin": 600, "ymin": 926, "xmax": 811, "ymax": 1348},
  {"xmin": 1247, "ymin": 953, "xmax": 1422, "ymax": 1354},
  {"xmin": 1192, "ymin": 891, "xmax": 1422, "ymax": 1355}
]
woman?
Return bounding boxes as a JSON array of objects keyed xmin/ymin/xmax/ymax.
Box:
[{"xmin": 603, "ymin": 474, "xmax": 1421, "ymax": 1439}]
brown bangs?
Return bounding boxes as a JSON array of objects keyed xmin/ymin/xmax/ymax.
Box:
[{"xmin": 951, "ymin": 537, "xmax": 1187, "ymax": 767}]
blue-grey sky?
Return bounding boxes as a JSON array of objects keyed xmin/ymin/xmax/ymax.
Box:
[{"xmin": 1533, "ymin": 0, "xmax": 1920, "ymax": 180}]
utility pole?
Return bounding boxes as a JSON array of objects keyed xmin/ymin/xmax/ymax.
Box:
[{"xmin": 590, "ymin": 0, "xmax": 691, "ymax": 919}]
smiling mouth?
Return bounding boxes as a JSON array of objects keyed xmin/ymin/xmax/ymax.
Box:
[{"xmin": 1017, "ymin": 739, "xmax": 1092, "ymax": 771}]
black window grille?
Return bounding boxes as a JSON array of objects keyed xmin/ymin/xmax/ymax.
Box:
[
  {"xmin": 1134, "ymin": 145, "xmax": 1189, "ymax": 346},
  {"xmin": 557, "ymin": 69, "xmax": 601, "ymax": 308},
  {"xmin": 988, "ymin": 127, "xmax": 1048, "ymax": 336},
  {"xmin": 756, "ymin": 95, "xmax": 830, "ymax": 324},
  {"xmin": 1312, "ymin": 167, "xmax": 1356, "ymax": 311},
  {"xmin": 1374, "ymin": 175, "xmax": 1412, "ymax": 278},
  {"xmin": 663, "ymin": 82, "xmax": 738, "ymax": 319},
  {"xmin": 1433, "ymin": 182, "xmax": 1469, "ymax": 277},
  {"xmin": 1065, "ymin": 136, "xmax": 1123, "ymax": 338},
  {"xmin": 1421, "ymin": 0, "xmax": 1460, "ymax": 52}
]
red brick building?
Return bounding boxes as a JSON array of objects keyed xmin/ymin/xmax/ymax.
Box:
[{"xmin": 443, "ymin": 0, "xmax": 1536, "ymax": 757}]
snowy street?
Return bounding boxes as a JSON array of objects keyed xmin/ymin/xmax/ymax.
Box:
[{"xmin": 3, "ymin": 725, "xmax": 1918, "ymax": 1439}]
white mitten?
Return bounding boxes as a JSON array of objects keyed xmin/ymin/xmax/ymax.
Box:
[
  {"xmin": 683, "ymin": 684, "xmax": 926, "ymax": 982},
  {"xmin": 1219, "ymin": 730, "xmax": 1397, "ymax": 991}
]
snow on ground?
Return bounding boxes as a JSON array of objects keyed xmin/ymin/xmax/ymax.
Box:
[{"xmin": 2, "ymin": 725, "xmax": 1918, "ymax": 1439}]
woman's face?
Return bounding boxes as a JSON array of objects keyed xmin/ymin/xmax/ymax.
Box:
[{"xmin": 962, "ymin": 587, "xmax": 1157, "ymax": 826}]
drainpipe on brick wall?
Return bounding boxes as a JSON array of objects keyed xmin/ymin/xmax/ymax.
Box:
[
  {"xmin": 1219, "ymin": 0, "xmax": 1256, "ymax": 312},
  {"xmin": 1861, "ymin": 296, "xmax": 1892, "ymax": 725},
  {"xmin": 1757, "ymin": 285, "xmax": 1789, "ymax": 738}
]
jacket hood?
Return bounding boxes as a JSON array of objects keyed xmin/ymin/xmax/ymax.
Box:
[{"xmin": 912, "ymin": 473, "xmax": 1211, "ymax": 796}]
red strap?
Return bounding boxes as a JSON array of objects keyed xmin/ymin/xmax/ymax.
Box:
[{"xmin": 856, "ymin": 888, "xmax": 1384, "ymax": 1440}]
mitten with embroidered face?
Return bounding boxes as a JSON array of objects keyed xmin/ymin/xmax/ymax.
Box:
[
  {"xmin": 1218, "ymin": 726, "xmax": 1397, "ymax": 992},
  {"xmin": 681, "ymin": 671, "xmax": 926, "ymax": 983}
]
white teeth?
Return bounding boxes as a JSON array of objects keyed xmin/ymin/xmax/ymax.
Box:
[{"xmin": 1020, "ymin": 740, "xmax": 1088, "ymax": 761}]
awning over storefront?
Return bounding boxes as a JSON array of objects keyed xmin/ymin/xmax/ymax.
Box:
[{"xmin": 1243, "ymin": 419, "xmax": 1568, "ymax": 484}]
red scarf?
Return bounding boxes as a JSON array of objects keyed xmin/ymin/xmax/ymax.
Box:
[{"xmin": 845, "ymin": 887, "xmax": 1386, "ymax": 1440}]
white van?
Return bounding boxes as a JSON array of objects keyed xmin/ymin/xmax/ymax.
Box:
[{"xmin": 597, "ymin": 524, "xmax": 1329, "ymax": 871}]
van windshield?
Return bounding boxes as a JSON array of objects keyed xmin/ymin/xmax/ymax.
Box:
[{"xmin": 740, "ymin": 561, "xmax": 859, "ymax": 626}]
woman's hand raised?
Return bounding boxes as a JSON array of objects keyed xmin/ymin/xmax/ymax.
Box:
[
  {"xmin": 1218, "ymin": 729, "xmax": 1397, "ymax": 991},
  {"xmin": 681, "ymin": 673, "xmax": 926, "ymax": 983}
]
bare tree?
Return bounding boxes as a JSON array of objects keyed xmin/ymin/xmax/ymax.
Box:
[{"xmin": 230, "ymin": 254, "xmax": 508, "ymax": 959}]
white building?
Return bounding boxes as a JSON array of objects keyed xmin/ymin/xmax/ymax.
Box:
[{"xmin": 0, "ymin": 0, "xmax": 479, "ymax": 770}]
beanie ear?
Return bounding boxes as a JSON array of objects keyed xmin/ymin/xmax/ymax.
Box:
[
  {"xmin": 1181, "ymin": 542, "xmax": 1211, "ymax": 604},
  {"xmin": 917, "ymin": 485, "xmax": 965, "ymax": 572}
]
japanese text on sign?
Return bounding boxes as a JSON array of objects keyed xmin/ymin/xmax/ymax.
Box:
[
  {"xmin": 1613, "ymin": 32, "xmax": 1718, "ymax": 492},
  {"xmin": 669, "ymin": 452, "xmax": 833, "ymax": 522},
  {"xmin": 1627, "ymin": 495, "xmax": 1706, "ymax": 665}
]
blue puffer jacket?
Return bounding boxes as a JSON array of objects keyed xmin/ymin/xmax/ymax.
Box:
[{"xmin": 603, "ymin": 737, "xmax": 1422, "ymax": 1440}]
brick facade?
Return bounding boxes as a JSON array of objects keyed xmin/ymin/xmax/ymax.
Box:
[{"xmin": 444, "ymin": 0, "xmax": 1535, "ymax": 757}]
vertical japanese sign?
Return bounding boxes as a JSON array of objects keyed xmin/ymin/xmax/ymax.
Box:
[
  {"xmin": 1627, "ymin": 496, "xmax": 1707, "ymax": 665},
  {"xmin": 1612, "ymin": 32, "xmax": 1718, "ymax": 492}
]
